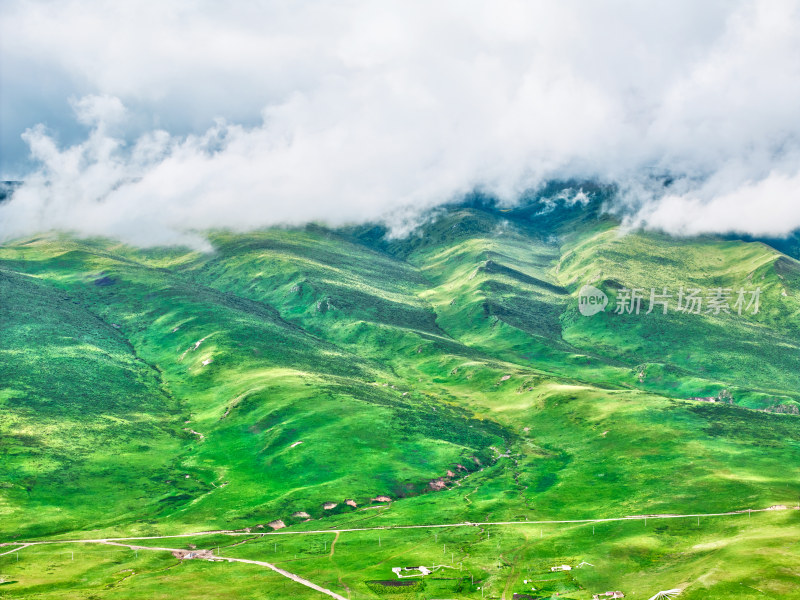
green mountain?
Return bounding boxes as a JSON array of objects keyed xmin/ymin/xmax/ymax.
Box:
[{"xmin": 1, "ymin": 190, "xmax": 799, "ymax": 599}]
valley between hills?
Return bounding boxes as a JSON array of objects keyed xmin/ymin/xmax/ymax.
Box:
[{"xmin": 1, "ymin": 191, "xmax": 799, "ymax": 599}]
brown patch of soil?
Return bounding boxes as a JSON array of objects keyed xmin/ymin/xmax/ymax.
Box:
[{"xmin": 429, "ymin": 478, "xmax": 448, "ymax": 491}]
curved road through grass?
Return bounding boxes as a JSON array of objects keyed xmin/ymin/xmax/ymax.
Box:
[{"xmin": 1, "ymin": 505, "xmax": 795, "ymax": 599}]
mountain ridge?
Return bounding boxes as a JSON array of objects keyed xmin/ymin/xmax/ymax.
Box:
[{"xmin": 1, "ymin": 192, "xmax": 799, "ymax": 598}]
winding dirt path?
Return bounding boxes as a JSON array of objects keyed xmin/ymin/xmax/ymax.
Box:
[
  {"xmin": 501, "ymin": 540, "xmax": 529, "ymax": 600},
  {"xmin": 329, "ymin": 531, "xmax": 340, "ymax": 558},
  {"xmin": 327, "ymin": 531, "xmax": 351, "ymax": 599},
  {"xmin": 219, "ymin": 556, "xmax": 347, "ymax": 600},
  {"xmin": 100, "ymin": 541, "xmax": 347, "ymax": 600}
]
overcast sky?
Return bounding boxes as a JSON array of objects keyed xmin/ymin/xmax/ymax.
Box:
[{"xmin": 1, "ymin": 0, "xmax": 799, "ymax": 246}]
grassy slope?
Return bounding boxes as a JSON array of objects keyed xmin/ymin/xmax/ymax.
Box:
[
  {"xmin": 557, "ymin": 229, "xmax": 800, "ymax": 402},
  {"xmin": 1, "ymin": 196, "xmax": 800, "ymax": 598},
  {"xmin": 0, "ymin": 266, "xmax": 199, "ymax": 539},
  {"xmin": 0, "ymin": 234, "xmax": 506, "ymax": 538}
]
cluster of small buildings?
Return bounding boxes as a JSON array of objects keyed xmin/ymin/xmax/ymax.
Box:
[
  {"xmin": 593, "ymin": 592, "xmax": 625, "ymax": 599},
  {"xmin": 171, "ymin": 549, "xmax": 216, "ymax": 561}
]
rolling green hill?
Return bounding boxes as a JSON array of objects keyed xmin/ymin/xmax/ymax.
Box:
[{"xmin": 1, "ymin": 191, "xmax": 799, "ymax": 599}]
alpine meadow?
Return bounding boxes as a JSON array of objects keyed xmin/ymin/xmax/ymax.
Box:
[
  {"xmin": 1, "ymin": 189, "xmax": 799, "ymax": 598},
  {"xmin": 2, "ymin": 1, "xmax": 800, "ymax": 599}
]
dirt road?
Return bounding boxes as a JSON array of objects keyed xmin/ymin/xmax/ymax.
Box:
[
  {"xmin": 101, "ymin": 540, "xmax": 348, "ymax": 600},
  {"xmin": 2, "ymin": 504, "xmax": 794, "ymax": 598}
]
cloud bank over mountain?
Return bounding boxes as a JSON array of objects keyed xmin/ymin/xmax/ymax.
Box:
[{"xmin": 1, "ymin": 0, "xmax": 799, "ymax": 245}]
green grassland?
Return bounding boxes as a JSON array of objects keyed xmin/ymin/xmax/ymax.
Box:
[{"xmin": 1, "ymin": 190, "xmax": 799, "ymax": 598}]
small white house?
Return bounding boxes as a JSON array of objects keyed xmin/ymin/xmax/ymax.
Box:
[{"xmin": 391, "ymin": 566, "xmax": 432, "ymax": 579}]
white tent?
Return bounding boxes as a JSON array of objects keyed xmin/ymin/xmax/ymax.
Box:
[{"xmin": 648, "ymin": 589, "xmax": 682, "ymax": 600}]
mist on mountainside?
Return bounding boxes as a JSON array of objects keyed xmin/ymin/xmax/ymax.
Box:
[{"xmin": 2, "ymin": 1, "xmax": 800, "ymax": 246}]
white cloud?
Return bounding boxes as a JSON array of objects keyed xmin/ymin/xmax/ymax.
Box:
[
  {"xmin": 1, "ymin": 0, "xmax": 799, "ymax": 245},
  {"xmin": 627, "ymin": 171, "xmax": 800, "ymax": 237}
]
